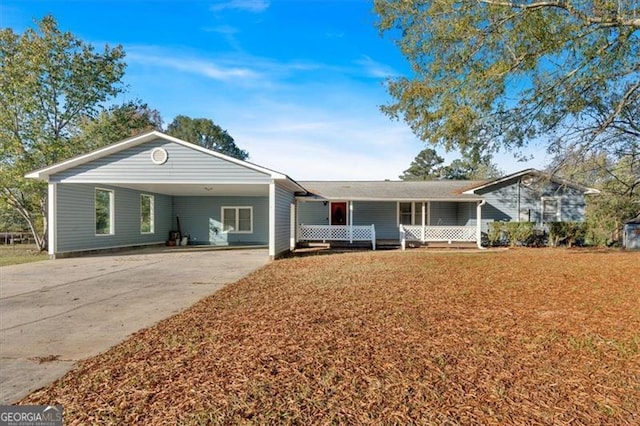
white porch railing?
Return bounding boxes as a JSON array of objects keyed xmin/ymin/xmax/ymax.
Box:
[
  {"xmin": 400, "ymin": 225, "xmax": 477, "ymax": 250},
  {"xmin": 297, "ymin": 224, "xmax": 376, "ymax": 250}
]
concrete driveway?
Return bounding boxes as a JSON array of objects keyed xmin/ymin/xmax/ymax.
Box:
[{"xmin": 0, "ymin": 247, "xmax": 268, "ymax": 404}]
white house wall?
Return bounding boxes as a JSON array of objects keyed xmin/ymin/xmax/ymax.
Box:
[
  {"xmin": 50, "ymin": 138, "xmax": 272, "ymax": 184},
  {"xmin": 55, "ymin": 183, "xmax": 172, "ymax": 254}
]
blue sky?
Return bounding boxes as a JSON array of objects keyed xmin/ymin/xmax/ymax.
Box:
[{"xmin": 1, "ymin": 0, "xmax": 547, "ymax": 180}]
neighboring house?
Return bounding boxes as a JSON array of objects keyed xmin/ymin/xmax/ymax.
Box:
[{"xmin": 27, "ymin": 131, "xmax": 598, "ymax": 258}]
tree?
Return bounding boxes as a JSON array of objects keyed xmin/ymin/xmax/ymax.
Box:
[
  {"xmin": 399, "ymin": 148, "xmax": 444, "ymax": 180},
  {"xmin": 375, "ymin": 0, "xmax": 640, "ymax": 166},
  {"xmin": 0, "ymin": 16, "xmax": 126, "ymax": 251},
  {"xmin": 73, "ymin": 101, "xmax": 163, "ymax": 151},
  {"xmin": 400, "ymin": 148, "xmax": 502, "ymax": 180},
  {"xmin": 551, "ymin": 145, "xmax": 639, "ymax": 246},
  {"xmin": 166, "ymin": 115, "xmax": 248, "ymax": 160},
  {"xmin": 438, "ymin": 158, "xmax": 503, "ymax": 180}
]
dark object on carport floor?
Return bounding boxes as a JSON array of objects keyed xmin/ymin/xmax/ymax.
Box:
[{"xmin": 167, "ymin": 230, "xmax": 181, "ymax": 246}]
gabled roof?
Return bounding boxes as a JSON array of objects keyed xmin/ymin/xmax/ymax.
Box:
[
  {"xmin": 462, "ymin": 168, "xmax": 600, "ymax": 195},
  {"xmin": 26, "ymin": 130, "xmax": 305, "ymax": 192},
  {"xmin": 298, "ymin": 180, "xmax": 484, "ymax": 201}
]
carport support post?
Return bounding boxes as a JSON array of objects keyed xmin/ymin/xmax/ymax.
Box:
[
  {"xmin": 269, "ymin": 182, "xmax": 276, "ymax": 258},
  {"xmin": 48, "ymin": 183, "xmax": 57, "ymax": 257},
  {"xmin": 476, "ymin": 200, "xmax": 486, "ymax": 249}
]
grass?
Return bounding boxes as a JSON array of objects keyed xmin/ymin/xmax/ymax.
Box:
[
  {"xmin": 22, "ymin": 248, "xmax": 640, "ymax": 424},
  {"xmin": 0, "ymin": 244, "xmax": 48, "ymax": 266}
]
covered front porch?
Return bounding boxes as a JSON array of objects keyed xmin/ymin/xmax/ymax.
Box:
[{"xmin": 295, "ymin": 198, "xmax": 485, "ymax": 250}]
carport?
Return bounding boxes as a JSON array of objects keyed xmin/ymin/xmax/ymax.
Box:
[{"xmin": 26, "ymin": 131, "xmax": 305, "ymax": 259}]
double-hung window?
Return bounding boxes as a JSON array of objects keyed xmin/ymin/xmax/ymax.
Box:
[
  {"xmin": 221, "ymin": 206, "xmax": 253, "ymax": 233},
  {"xmin": 542, "ymin": 197, "xmax": 561, "ymax": 223},
  {"xmin": 398, "ymin": 202, "xmax": 423, "ymax": 226},
  {"xmin": 95, "ymin": 188, "xmax": 114, "ymax": 235}
]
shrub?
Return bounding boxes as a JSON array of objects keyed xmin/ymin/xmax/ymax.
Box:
[
  {"xmin": 488, "ymin": 222, "xmax": 536, "ymax": 247},
  {"xmin": 548, "ymin": 222, "xmax": 586, "ymax": 247}
]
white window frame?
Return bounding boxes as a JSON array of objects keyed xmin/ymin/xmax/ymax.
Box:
[
  {"xmin": 140, "ymin": 194, "xmax": 155, "ymax": 234},
  {"xmin": 95, "ymin": 188, "xmax": 114, "ymax": 236},
  {"xmin": 221, "ymin": 206, "xmax": 253, "ymax": 234},
  {"xmin": 541, "ymin": 197, "xmax": 561, "ymax": 223},
  {"xmin": 397, "ymin": 202, "xmax": 424, "ymax": 226}
]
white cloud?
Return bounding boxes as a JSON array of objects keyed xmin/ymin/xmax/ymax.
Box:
[
  {"xmin": 126, "ymin": 49, "xmax": 260, "ymax": 82},
  {"xmin": 210, "ymin": 0, "xmax": 270, "ymax": 13},
  {"xmin": 354, "ymin": 55, "xmax": 399, "ymax": 79}
]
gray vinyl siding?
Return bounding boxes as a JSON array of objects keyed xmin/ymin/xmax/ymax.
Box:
[
  {"xmin": 477, "ymin": 178, "xmax": 588, "ymax": 232},
  {"xmin": 298, "ymin": 201, "xmax": 329, "ymax": 225},
  {"xmin": 51, "ymin": 139, "xmax": 271, "ymax": 184},
  {"xmin": 56, "ymin": 183, "xmax": 172, "ymax": 253},
  {"xmin": 429, "ymin": 202, "xmax": 458, "ymax": 226},
  {"xmin": 352, "ymin": 201, "xmax": 397, "ymax": 239},
  {"xmin": 173, "ymin": 196, "xmax": 268, "ymax": 245},
  {"xmin": 274, "ymin": 182, "xmax": 295, "ymax": 257},
  {"xmin": 456, "ymin": 202, "xmax": 478, "ymax": 226}
]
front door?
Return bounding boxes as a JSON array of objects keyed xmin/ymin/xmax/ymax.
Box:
[{"xmin": 330, "ymin": 202, "xmax": 347, "ymax": 225}]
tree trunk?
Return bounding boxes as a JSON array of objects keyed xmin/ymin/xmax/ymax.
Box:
[{"xmin": 2, "ymin": 190, "xmax": 48, "ymax": 252}]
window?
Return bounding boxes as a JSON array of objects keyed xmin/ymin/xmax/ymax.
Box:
[
  {"xmin": 221, "ymin": 207, "xmax": 253, "ymax": 233},
  {"xmin": 542, "ymin": 197, "xmax": 561, "ymax": 223},
  {"xmin": 398, "ymin": 202, "xmax": 424, "ymax": 225},
  {"xmin": 95, "ymin": 188, "xmax": 114, "ymax": 235},
  {"xmin": 141, "ymin": 194, "xmax": 154, "ymax": 233}
]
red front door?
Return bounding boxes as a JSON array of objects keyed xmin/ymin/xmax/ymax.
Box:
[{"xmin": 330, "ymin": 202, "xmax": 347, "ymax": 225}]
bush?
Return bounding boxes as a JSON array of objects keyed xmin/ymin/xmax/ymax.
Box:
[
  {"xmin": 548, "ymin": 222, "xmax": 586, "ymax": 247},
  {"xmin": 488, "ymin": 222, "xmax": 536, "ymax": 247}
]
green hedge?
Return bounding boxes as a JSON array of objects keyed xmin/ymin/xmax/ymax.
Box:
[
  {"xmin": 547, "ymin": 222, "xmax": 586, "ymax": 247},
  {"xmin": 488, "ymin": 221, "xmax": 586, "ymax": 247},
  {"xmin": 488, "ymin": 222, "xmax": 536, "ymax": 247}
]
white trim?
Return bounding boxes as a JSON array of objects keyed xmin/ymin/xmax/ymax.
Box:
[
  {"xmin": 300, "ymin": 196, "xmax": 482, "ymax": 202},
  {"xmin": 150, "ymin": 147, "xmax": 168, "ymax": 165},
  {"xmin": 140, "ymin": 194, "xmax": 155, "ymax": 234},
  {"xmin": 221, "ymin": 206, "xmax": 253, "ymax": 233},
  {"xmin": 269, "ymin": 182, "xmax": 276, "ymax": 257},
  {"xmin": 462, "ymin": 168, "xmax": 600, "ymax": 195},
  {"xmin": 53, "ymin": 179, "xmax": 273, "ymax": 185},
  {"xmin": 95, "ymin": 187, "xmax": 115, "ymax": 236},
  {"xmin": 290, "ymin": 203, "xmax": 296, "ymax": 250},
  {"xmin": 48, "ymin": 183, "xmax": 57, "ymax": 256}
]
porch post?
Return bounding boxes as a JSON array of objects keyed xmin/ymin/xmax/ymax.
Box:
[
  {"xmin": 48, "ymin": 182, "xmax": 57, "ymax": 257},
  {"xmin": 421, "ymin": 202, "xmax": 426, "ymax": 243},
  {"xmin": 476, "ymin": 200, "xmax": 486, "ymax": 249},
  {"xmin": 400, "ymin": 224, "xmax": 406, "ymax": 250},
  {"xmin": 349, "ymin": 201, "xmax": 353, "ymax": 243}
]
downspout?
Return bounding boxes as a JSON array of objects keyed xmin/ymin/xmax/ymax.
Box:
[{"xmin": 476, "ymin": 200, "xmax": 486, "ymax": 250}]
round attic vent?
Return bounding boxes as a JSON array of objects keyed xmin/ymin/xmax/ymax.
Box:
[{"xmin": 150, "ymin": 147, "xmax": 168, "ymax": 165}]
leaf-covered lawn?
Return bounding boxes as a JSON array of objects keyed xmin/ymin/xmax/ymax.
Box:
[{"xmin": 23, "ymin": 249, "xmax": 640, "ymax": 424}]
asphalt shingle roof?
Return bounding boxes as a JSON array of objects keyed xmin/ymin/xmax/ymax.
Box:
[{"xmin": 297, "ymin": 180, "xmax": 485, "ymax": 201}]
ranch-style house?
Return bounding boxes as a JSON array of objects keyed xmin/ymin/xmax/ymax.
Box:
[{"xmin": 26, "ymin": 131, "xmax": 598, "ymax": 258}]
